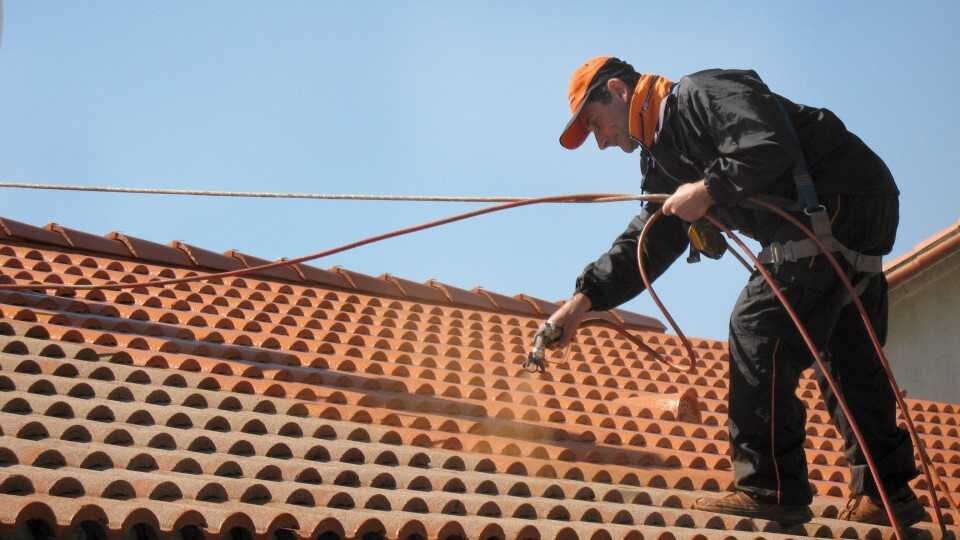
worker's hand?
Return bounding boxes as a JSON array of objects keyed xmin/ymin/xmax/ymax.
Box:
[
  {"xmin": 545, "ymin": 292, "xmax": 592, "ymax": 348},
  {"xmin": 662, "ymin": 180, "xmax": 714, "ymax": 222}
]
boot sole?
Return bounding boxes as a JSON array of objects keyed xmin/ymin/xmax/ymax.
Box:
[{"xmin": 842, "ymin": 502, "xmax": 927, "ymax": 528}]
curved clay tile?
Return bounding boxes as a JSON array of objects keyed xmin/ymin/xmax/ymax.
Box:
[
  {"xmin": 0, "ymin": 473, "xmax": 40, "ymax": 499},
  {"xmin": 4, "ymin": 233, "xmax": 960, "ymax": 539},
  {"xmin": 48, "ymin": 477, "xmax": 85, "ymax": 498}
]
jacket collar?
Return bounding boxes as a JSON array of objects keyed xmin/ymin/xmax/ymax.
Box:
[{"xmin": 628, "ymin": 74, "xmax": 674, "ymax": 148}]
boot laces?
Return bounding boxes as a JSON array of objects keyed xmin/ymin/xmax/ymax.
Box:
[{"xmin": 839, "ymin": 494, "xmax": 864, "ymax": 520}]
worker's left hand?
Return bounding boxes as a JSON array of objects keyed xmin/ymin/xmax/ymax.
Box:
[{"xmin": 662, "ymin": 180, "xmax": 714, "ymax": 222}]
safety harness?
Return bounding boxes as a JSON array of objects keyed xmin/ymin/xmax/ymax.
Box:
[{"xmin": 754, "ymin": 103, "xmax": 883, "ymax": 274}]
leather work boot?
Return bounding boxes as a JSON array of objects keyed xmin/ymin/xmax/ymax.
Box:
[
  {"xmin": 838, "ymin": 485, "xmax": 927, "ymax": 527},
  {"xmin": 692, "ymin": 490, "xmax": 813, "ymax": 525}
]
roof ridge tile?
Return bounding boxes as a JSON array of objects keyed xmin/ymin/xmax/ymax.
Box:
[
  {"xmin": 470, "ymin": 286, "xmax": 537, "ymax": 316},
  {"xmin": 224, "ymin": 249, "xmax": 302, "ymax": 283},
  {"xmin": 330, "ymin": 266, "xmax": 405, "ymax": 299},
  {"xmin": 610, "ymin": 308, "xmax": 667, "ymax": 332},
  {"xmin": 278, "ymin": 257, "xmax": 307, "ymax": 280},
  {"xmin": 380, "ymin": 274, "xmax": 451, "ymax": 305},
  {"xmin": 0, "ymin": 217, "xmax": 70, "ymax": 247},
  {"xmin": 44, "ymin": 224, "xmax": 131, "ymax": 258},
  {"xmin": 105, "ymin": 232, "xmax": 193, "ymax": 267},
  {"xmin": 167, "ymin": 241, "xmax": 243, "ymax": 274},
  {"xmin": 425, "ymin": 279, "xmax": 496, "ymax": 311},
  {"xmin": 293, "ymin": 263, "xmax": 352, "ymax": 290},
  {"xmin": 513, "ymin": 293, "xmax": 559, "ymax": 315}
]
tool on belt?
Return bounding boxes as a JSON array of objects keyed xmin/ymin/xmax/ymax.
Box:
[
  {"xmin": 686, "ymin": 219, "xmax": 728, "ymax": 263},
  {"xmin": 524, "ymin": 321, "xmax": 563, "ymax": 373}
]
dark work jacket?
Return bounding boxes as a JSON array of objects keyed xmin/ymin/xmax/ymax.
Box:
[{"xmin": 576, "ymin": 69, "xmax": 899, "ymax": 311}]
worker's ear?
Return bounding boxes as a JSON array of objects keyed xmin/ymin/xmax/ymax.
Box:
[{"xmin": 607, "ymin": 78, "xmax": 630, "ymax": 102}]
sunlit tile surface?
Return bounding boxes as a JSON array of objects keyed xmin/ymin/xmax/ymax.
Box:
[{"xmin": 0, "ymin": 217, "xmax": 957, "ymax": 539}]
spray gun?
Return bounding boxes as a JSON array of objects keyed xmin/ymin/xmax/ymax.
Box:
[
  {"xmin": 524, "ymin": 221, "xmax": 725, "ymax": 373},
  {"xmin": 523, "ymin": 321, "xmax": 563, "ymax": 373}
]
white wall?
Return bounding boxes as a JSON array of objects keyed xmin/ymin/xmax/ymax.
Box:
[{"xmin": 884, "ymin": 252, "xmax": 960, "ymax": 403}]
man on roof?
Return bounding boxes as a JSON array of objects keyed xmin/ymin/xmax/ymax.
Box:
[{"xmin": 544, "ymin": 56, "xmax": 923, "ymax": 526}]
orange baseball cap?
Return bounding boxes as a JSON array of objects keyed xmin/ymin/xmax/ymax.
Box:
[{"xmin": 559, "ymin": 56, "xmax": 626, "ymax": 149}]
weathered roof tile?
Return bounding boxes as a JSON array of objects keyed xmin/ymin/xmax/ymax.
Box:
[{"xmin": 0, "ymin": 214, "xmax": 956, "ymax": 540}]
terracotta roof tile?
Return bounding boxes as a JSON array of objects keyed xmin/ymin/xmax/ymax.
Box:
[
  {"xmin": 225, "ymin": 249, "xmax": 304, "ymax": 283},
  {"xmin": 105, "ymin": 231, "xmax": 195, "ymax": 267},
  {"xmin": 1, "ymin": 215, "xmax": 958, "ymax": 539},
  {"xmin": 885, "ymin": 218, "xmax": 960, "ymax": 289},
  {"xmin": 169, "ymin": 240, "xmax": 245, "ymax": 271},
  {"xmin": 295, "ymin": 263, "xmax": 354, "ymax": 290},
  {"xmin": 425, "ymin": 279, "xmax": 498, "ymax": 311},
  {"xmin": 379, "ymin": 273, "xmax": 451, "ymax": 305},
  {"xmin": 609, "ymin": 307, "xmax": 668, "ymax": 332},
  {"xmin": 331, "ymin": 266, "xmax": 404, "ymax": 298},
  {"xmin": 512, "ymin": 293, "xmax": 559, "ymax": 315},
  {"xmin": 43, "ymin": 223, "xmax": 133, "ymax": 258},
  {"xmin": 0, "ymin": 218, "xmax": 70, "ymax": 248},
  {"xmin": 470, "ymin": 286, "xmax": 539, "ymax": 316}
]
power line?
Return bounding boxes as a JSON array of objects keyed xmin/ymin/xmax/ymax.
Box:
[{"xmin": 0, "ymin": 181, "xmax": 559, "ymax": 203}]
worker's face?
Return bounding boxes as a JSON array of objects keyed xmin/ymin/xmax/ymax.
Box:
[{"xmin": 580, "ymin": 78, "xmax": 637, "ymax": 153}]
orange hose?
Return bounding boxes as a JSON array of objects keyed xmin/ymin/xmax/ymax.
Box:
[
  {"xmin": 702, "ymin": 213, "xmax": 906, "ymax": 538},
  {"xmin": 630, "ymin": 203, "xmax": 948, "ymax": 538},
  {"xmin": 0, "ymin": 193, "xmax": 662, "ymax": 292},
  {"xmin": 635, "ymin": 211, "xmax": 699, "ymax": 373},
  {"xmin": 0, "ymin": 190, "xmax": 949, "ymax": 536},
  {"xmin": 746, "ymin": 200, "xmax": 949, "ymax": 536}
]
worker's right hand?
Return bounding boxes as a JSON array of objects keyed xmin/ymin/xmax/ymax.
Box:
[{"xmin": 546, "ymin": 292, "xmax": 593, "ymax": 348}]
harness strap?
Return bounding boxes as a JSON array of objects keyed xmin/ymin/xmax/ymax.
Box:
[
  {"xmin": 757, "ymin": 237, "xmax": 883, "ymax": 273},
  {"xmin": 841, "ymin": 274, "xmax": 874, "ymax": 308},
  {"xmin": 807, "ymin": 206, "xmax": 833, "ymax": 239},
  {"xmin": 759, "ymin": 99, "xmax": 882, "ymax": 274}
]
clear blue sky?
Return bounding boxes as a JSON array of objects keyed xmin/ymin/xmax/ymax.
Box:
[{"xmin": 2, "ymin": 2, "xmax": 957, "ymax": 339}]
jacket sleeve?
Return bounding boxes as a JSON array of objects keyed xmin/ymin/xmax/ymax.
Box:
[
  {"xmin": 682, "ymin": 70, "xmax": 800, "ymax": 205},
  {"xmin": 575, "ymin": 170, "xmax": 689, "ymax": 311}
]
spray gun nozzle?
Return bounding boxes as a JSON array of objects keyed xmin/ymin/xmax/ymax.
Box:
[{"xmin": 524, "ymin": 321, "xmax": 563, "ymax": 373}]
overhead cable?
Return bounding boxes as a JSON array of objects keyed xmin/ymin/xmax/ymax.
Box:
[{"xmin": 0, "ymin": 181, "xmax": 583, "ymax": 203}]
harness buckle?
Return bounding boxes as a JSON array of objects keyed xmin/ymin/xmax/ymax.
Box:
[
  {"xmin": 803, "ymin": 204, "xmax": 827, "ymax": 216},
  {"xmin": 765, "ymin": 241, "xmax": 803, "ymax": 265},
  {"xmin": 768, "ymin": 243, "xmax": 785, "ymax": 265}
]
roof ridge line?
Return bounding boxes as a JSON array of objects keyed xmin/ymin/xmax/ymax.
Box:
[
  {"xmin": 885, "ymin": 219, "xmax": 960, "ymax": 288},
  {"xmin": 0, "ymin": 215, "xmax": 666, "ymax": 332}
]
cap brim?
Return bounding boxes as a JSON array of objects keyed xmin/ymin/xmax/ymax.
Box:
[
  {"xmin": 560, "ymin": 114, "xmax": 589, "ymax": 150},
  {"xmin": 559, "ymin": 77, "xmax": 602, "ymax": 150},
  {"xmin": 560, "ymin": 94, "xmax": 593, "ymax": 150}
]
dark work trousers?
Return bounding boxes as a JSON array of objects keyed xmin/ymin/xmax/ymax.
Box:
[{"xmin": 727, "ymin": 192, "xmax": 917, "ymax": 505}]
